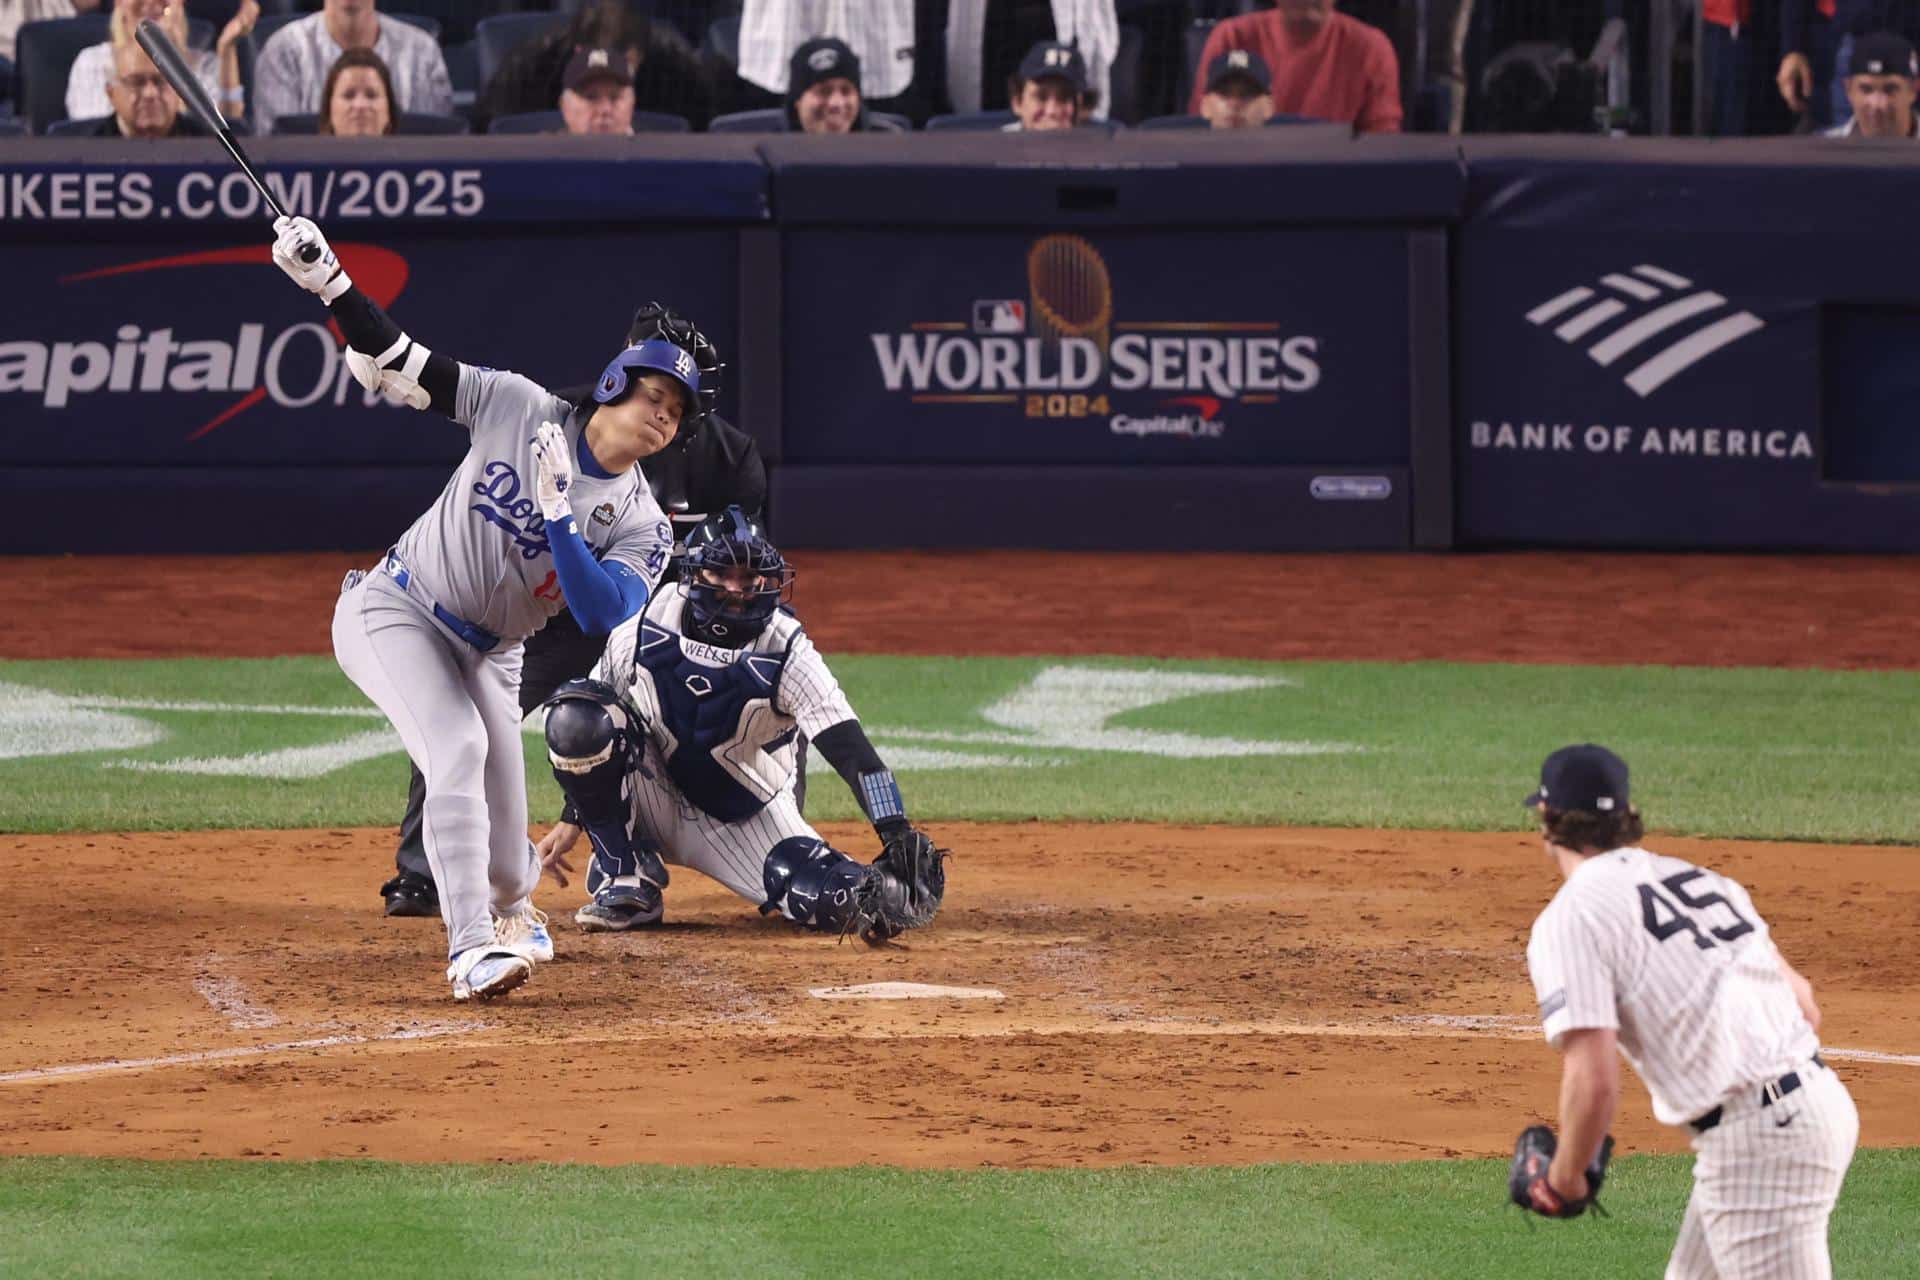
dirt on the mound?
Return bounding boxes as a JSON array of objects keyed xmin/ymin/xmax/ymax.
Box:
[
  {"xmin": 1, "ymin": 823, "xmax": 1915, "ymax": 1167},
  {"xmin": 3, "ymin": 551, "xmax": 1916, "ymax": 667}
]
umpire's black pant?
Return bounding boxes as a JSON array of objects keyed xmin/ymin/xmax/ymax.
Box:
[{"xmin": 390, "ymin": 610, "xmax": 808, "ymax": 883}]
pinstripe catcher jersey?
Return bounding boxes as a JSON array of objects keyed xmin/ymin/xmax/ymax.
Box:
[
  {"xmin": 589, "ymin": 583, "xmax": 857, "ymax": 821},
  {"xmin": 1526, "ymin": 847, "xmax": 1821, "ymax": 1126}
]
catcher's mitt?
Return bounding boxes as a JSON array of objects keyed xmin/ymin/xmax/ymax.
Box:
[
  {"xmin": 1509, "ymin": 1125, "xmax": 1614, "ymax": 1219},
  {"xmin": 850, "ymin": 824, "xmax": 948, "ymax": 946}
]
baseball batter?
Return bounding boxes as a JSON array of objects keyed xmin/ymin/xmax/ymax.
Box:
[
  {"xmin": 1509, "ymin": 744, "xmax": 1858, "ymax": 1278},
  {"xmin": 268, "ymin": 215, "xmax": 681, "ymax": 999},
  {"xmin": 536, "ymin": 507, "xmax": 946, "ymax": 943}
]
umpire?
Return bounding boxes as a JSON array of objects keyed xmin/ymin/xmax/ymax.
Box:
[{"xmin": 379, "ymin": 302, "xmax": 768, "ymax": 917}]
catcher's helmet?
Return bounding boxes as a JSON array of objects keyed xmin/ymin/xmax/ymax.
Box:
[
  {"xmin": 593, "ymin": 338, "xmax": 700, "ymax": 412},
  {"xmin": 682, "ymin": 506, "xmax": 792, "ymax": 642},
  {"xmin": 628, "ymin": 302, "xmax": 723, "ymax": 429}
]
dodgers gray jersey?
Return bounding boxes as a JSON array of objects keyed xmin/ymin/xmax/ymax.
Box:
[
  {"xmin": 592, "ymin": 584, "xmax": 857, "ymax": 819},
  {"xmin": 392, "ymin": 367, "xmax": 672, "ymax": 648},
  {"xmin": 1527, "ymin": 847, "xmax": 1820, "ymax": 1126}
]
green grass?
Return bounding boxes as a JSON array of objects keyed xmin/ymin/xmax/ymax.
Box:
[
  {"xmin": 0, "ymin": 1151, "xmax": 1913, "ymax": 1279},
  {"xmin": 2, "ymin": 655, "xmax": 1918, "ymax": 842}
]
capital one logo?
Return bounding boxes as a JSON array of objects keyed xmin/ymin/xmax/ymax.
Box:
[{"xmin": 1525, "ymin": 264, "xmax": 1764, "ymax": 398}]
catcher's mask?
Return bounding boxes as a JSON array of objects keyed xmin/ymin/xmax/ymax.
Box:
[
  {"xmin": 628, "ymin": 302, "xmax": 723, "ymax": 436},
  {"xmin": 682, "ymin": 506, "xmax": 793, "ymax": 643},
  {"xmin": 593, "ymin": 338, "xmax": 700, "ymax": 414}
]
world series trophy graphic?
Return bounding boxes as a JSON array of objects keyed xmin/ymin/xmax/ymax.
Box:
[{"xmin": 1027, "ymin": 234, "xmax": 1113, "ymax": 361}]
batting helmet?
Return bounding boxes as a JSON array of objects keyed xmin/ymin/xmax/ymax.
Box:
[
  {"xmin": 682, "ymin": 506, "xmax": 793, "ymax": 642},
  {"xmin": 593, "ymin": 338, "xmax": 700, "ymax": 412},
  {"xmin": 628, "ymin": 302, "xmax": 723, "ymax": 428}
]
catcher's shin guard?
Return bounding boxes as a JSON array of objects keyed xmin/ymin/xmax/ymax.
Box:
[
  {"xmin": 761, "ymin": 837, "xmax": 866, "ymax": 933},
  {"xmin": 544, "ymin": 682, "xmax": 649, "ymax": 882}
]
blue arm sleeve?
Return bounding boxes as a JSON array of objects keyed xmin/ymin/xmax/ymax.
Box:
[{"xmin": 548, "ymin": 517, "xmax": 650, "ymax": 635}]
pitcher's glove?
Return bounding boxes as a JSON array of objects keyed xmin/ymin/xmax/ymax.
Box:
[
  {"xmin": 1509, "ymin": 1125, "xmax": 1614, "ymax": 1219},
  {"xmin": 852, "ymin": 821, "xmax": 948, "ymax": 946}
]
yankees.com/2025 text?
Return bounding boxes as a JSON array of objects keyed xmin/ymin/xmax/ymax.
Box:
[{"xmin": 0, "ymin": 168, "xmax": 486, "ymax": 222}]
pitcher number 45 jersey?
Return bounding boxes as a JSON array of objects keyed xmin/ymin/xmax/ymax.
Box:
[{"xmin": 590, "ymin": 583, "xmax": 857, "ymax": 821}]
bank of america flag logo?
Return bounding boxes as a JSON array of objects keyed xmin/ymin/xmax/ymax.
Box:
[{"xmin": 1526, "ymin": 265, "xmax": 1765, "ymax": 398}]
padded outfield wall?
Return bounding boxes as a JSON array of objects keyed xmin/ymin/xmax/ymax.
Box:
[{"xmin": 1, "ymin": 132, "xmax": 1916, "ymax": 553}]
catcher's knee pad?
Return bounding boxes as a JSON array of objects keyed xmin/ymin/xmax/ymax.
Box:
[
  {"xmin": 543, "ymin": 679, "xmax": 635, "ymax": 819},
  {"xmin": 761, "ymin": 837, "xmax": 865, "ymax": 933}
]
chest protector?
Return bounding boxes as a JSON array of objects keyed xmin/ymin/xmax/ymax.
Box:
[{"xmin": 634, "ymin": 621, "xmax": 792, "ymax": 821}]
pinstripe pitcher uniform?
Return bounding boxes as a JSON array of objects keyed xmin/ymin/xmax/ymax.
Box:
[{"xmin": 1528, "ymin": 846, "xmax": 1859, "ymax": 1279}]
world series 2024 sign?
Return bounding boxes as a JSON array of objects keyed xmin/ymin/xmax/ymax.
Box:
[{"xmin": 780, "ymin": 228, "xmax": 1416, "ymax": 466}]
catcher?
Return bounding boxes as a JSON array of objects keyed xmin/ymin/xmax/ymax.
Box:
[{"xmin": 533, "ymin": 507, "xmax": 945, "ymax": 944}]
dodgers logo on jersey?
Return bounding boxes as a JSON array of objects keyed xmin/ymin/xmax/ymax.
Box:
[{"xmin": 471, "ymin": 460, "xmax": 550, "ymax": 560}]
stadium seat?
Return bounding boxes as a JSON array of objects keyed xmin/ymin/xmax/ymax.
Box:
[
  {"xmin": 925, "ymin": 110, "xmax": 1016, "ymax": 131},
  {"xmin": 708, "ymin": 108, "xmax": 911, "ymax": 133},
  {"xmin": 488, "ymin": 109, "xmax": 693, "ymax": 134},
  {"xmin": 0, "ymin": 116, "xmax": 25, "ymax": 137},
  {"xmin": 707, "ymin": 107, "xmax": 784, "ymax": 133},
  {"xmin": 474, "ymin": 12, "xmax": 568, "ymax": 97},
  {"xmin": 46, "ymin": 112, "xmax": 253, "ymax": 136},
  {"xmin": 272, "ymin": 111, "xmax": 470, "ymax": 135},
  {"xmin": 1138, "ymin": 113, "xmax": 1207, "ymax": 129},
  {"xmin": 442, "ymin": 39, "xmax": 477, "ymax": 112},
  {"xmin": 16, "ymin": 14, "xmax": 110, "ymax": 133}
]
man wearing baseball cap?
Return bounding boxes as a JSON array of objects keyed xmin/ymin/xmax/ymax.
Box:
[
  {"xmin": 1824, "ymin": 30, "xmax": 1920, "ymax": 136},
  {"xmin": 558, "ymin": 45, "xmax": 635, "ymax": 135},
  {"xmin": 1187, "ymin": 0, "xmax": 1400, "ymax": 132},
  {"xmin": 1199, "ymin": 48, "xmax": 1276, "ymax": 128},
  {"xmin": 1004, "ymin": 39, "xmax": 1097, "ymax": 131},
  {"xmin": 785, "ymin": 36, "xmax": 865, "ymax": 133}
]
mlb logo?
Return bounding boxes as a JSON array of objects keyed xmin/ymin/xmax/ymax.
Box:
[{"xmin": 972, "ymin": 300, "xmax": 1026, "ymax": 334}]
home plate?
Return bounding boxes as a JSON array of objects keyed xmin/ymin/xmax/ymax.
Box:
[{"xmin": 808, "ymin": 982, "xmax": 1005, "ymax": 1001}]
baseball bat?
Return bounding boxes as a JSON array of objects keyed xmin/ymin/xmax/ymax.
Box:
[{"xmin": 134, "ymin": 17, "xmax": 319, "ymax": 262}]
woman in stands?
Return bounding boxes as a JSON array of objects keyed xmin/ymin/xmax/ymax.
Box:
[
  {"xmin": 319, "ymin": 45, "xmax": 394, "ymax": 136},
  {"xmin": 65, "ymin": 0, "xmax": 254, "ymax": 124}
]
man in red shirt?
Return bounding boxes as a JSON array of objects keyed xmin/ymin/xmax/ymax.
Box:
[{"xmin": 1187, "ymin": 0, "xmax": 1401, "ymax": 132}]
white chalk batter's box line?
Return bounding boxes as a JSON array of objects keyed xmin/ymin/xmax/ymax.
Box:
[{"xmin": 4, "ymin": 1014, "xmax": 1913, "ymax": 1086}]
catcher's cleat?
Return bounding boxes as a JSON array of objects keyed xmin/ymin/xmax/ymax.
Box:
[
  {"xmin": 494, "ymin": 904, "xmax": 555, "ymax": 963},
  {"xmin": 575, "ymin": 877, "xmax": 664, "ymax": 932},
  {"xmin": 381, "ymin": 870, "xmax": 438, "ymax": 918},
  {"xmin": 447, "ymin": 946, "xmax": 532, "ymax": 1001}
]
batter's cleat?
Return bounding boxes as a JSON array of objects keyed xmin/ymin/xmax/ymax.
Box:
[
  {"xmin": 447, "ymin": 946, "xmax": 533, "ymax": 1001},
  {"xmin": 574, "ymin": 876, "xmax": 664, "ymax": 932},
  {"xmin": 494, "ymin": 904, "xmax": 555, "ymax": 963},
  {"xmin": 381, "ymin": 870, "xmax": 439, "ymax": 918}
]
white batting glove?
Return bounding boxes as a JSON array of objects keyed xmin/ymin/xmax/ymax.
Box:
[
  {"xmin": 531, "ymin": 421, "xmax": 574, "ymax": 524},
  {"xmin": 271, "ymin": 215, "xmax": 351, "ymax": 304}
]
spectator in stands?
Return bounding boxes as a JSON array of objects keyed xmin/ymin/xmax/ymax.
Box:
[
  {"xmin": 1005, "ymin": 38, "xmax": 1096, "ymax": 130},
  {"xmin": 319, "ymin": 46, "xmax": 393, "ymax": 136},
  {"xmin": 2, "ymin": 0, "xmax": 97, "ymax": 104},
  {"xmin": 558, "ymin": 45, "xmax": 633, "ymax": 136},
  {"xmin": 481, "ymin": 0, "xmax": 712, "ymax": 131},
  {"xmin": 1701, "ymin": 0, "xmax": 1756, "ymax": 135},
  {"xmin": 87, "ymin": 34, "xmax": 206, "ymax": 135},
  {"xmin": 785, "ymin": 36, "xmax": 868, "ymax": 132},
  {"xmin": 253, "ymin": 0, "xmax": 449, "ymax": 135},
  {"xmin": 1198, "ymin": 48, "xmax": 1275, "ymax": 128},
  {"xmin": 1779, "ymin": 0, "xmax": 1920, "ymax": 129},
  {"xmin": 1824, "ymin": 30, "xmax": 1920, "ymax": 135},
  {"xmin": 67, "ymin": 0, "xmax": 253, "ymax": 124},
  {"xmin": 1187, "ymin": 0, "xmax": 1401, "ymax": 133}
]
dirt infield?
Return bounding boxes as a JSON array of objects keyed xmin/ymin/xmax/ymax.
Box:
[
  {"xmin": 1, "ymin": 550, "xmax": 1916, "ymax": 1169},
  {"xmin": 4, "ymin": 550, "xmax": 1917, "ymax": 667},
  {"xmin": 3, "ymin": 823, "xmax": 1916, "ymax": 1167}
]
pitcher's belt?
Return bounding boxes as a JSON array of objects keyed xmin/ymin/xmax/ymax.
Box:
[{"xmin": 1690, "ymin": 1054, "xmax": 1827, "ymax": 1134}]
